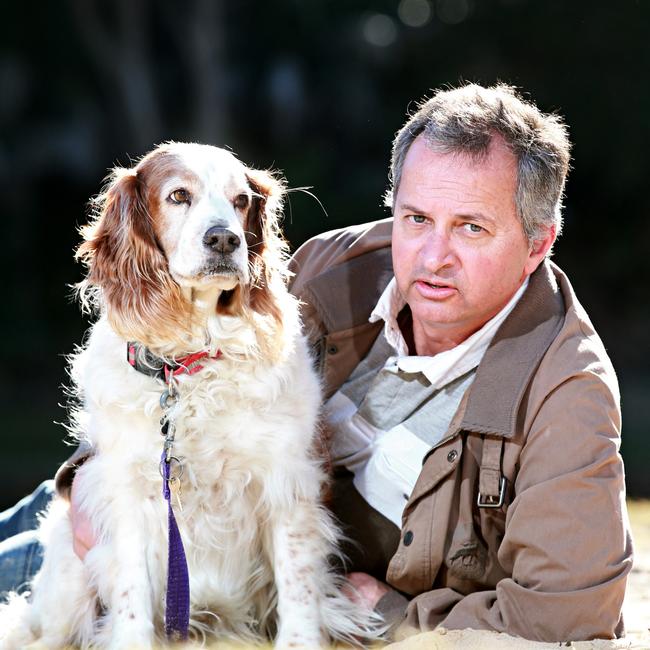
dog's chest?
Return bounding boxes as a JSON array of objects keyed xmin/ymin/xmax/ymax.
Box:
[{"xmin": 145, "ymin": 367, "xmax": 284, "ymax": 594}]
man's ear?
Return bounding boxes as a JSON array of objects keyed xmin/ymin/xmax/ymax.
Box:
[{"xmin": 524, "ymin": 225, "xmax": 556, "ymax": 276}]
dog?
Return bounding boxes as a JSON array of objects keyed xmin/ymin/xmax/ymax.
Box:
[{"xmin": 0, "ymin": 143, "xmax": 378, "ymax": 648}]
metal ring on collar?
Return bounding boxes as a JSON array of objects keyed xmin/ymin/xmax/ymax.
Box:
[{"xmin": 160, "ymin": 389, "xmax": 178, "ymax": 410}]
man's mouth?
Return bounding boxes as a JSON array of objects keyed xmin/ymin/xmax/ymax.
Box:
[
  {"xmin": 415, "ymin": 279, "xmax": 457, "ymax": 298},
  {"xmin": 418, "ymin": 279, "xmax": 454, "ymax": 289}
]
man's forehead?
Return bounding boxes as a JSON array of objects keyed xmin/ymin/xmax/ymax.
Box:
[
  {"xmin": 398, "ymin": 135, "xmax": 518, "ymax": 197},
  {"xmin": 409, "ymin": 133, "xmax": 517, "ymax": 171}
]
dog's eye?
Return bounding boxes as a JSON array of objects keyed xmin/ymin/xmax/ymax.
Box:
[
  {"xmin": 169, "ymin": 189, "xmax": 191, "ymax": 205},
  {"xmin": 234, "ymin": 193, "xmax": 249, "ymax": 210}
]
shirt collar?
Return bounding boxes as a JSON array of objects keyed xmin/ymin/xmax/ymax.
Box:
[{"xmin": 369, "ymin": 276, "xmax": 530, "ymax": 389}]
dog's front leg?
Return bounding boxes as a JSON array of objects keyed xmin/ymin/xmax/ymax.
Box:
[
  {"xmin": 86, "ymin": 500, "xmax": 158, "ymax": 649},
  {"xmin": 271, "ymin": 501, "xmax": 328, "ymax": 648}
]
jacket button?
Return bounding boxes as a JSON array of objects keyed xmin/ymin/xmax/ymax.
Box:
[
  {"xmin": 447, "ymin": 449, "xmax": 458, "ymax": 463},
  {"xmin": 403, "ymin": 530, "xmax": 414, "ymax": 546},
  {"xmin": 327, "ymin": 345, "xmax": 338, "ymax": 354}
]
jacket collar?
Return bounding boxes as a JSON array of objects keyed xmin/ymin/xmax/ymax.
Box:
[{"xmin": 459, "ymin": 260, "xmax": 566, "ymax": 439}]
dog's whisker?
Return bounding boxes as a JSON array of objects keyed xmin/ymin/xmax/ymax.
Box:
[{"xmin": 286, "ymin": 185, "xmax": 329, "ymax": 219}]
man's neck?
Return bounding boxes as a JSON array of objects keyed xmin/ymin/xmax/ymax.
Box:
[{"xmin": 411, "ymin": 319, "xmax": 474, "ymax": 356}]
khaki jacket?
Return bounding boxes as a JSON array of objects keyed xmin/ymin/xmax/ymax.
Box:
[{"xmin": 289, "ymin": 218, "xmax": 632, "ymax": 642}]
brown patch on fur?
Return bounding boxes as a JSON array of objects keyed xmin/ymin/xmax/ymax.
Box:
[{"xmin": 76, "ymin": 148, "xmax": 195, "ymax": 348}]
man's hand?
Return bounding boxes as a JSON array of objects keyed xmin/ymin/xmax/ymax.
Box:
[
  {"xmin": 70, "ymin": 475, "xmax": 96, "ymax": 561},
  {"xmin": 345, "ymin": 572, "xmax": 391, "ymax": 610}
]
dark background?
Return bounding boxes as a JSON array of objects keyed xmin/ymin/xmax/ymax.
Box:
[{"xmin": 1, "ymin": 0, "xmax": 648, "ymax": 509}]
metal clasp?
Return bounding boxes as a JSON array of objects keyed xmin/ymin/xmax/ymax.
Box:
[
  {"xmin": 477, "ymin": 476, "xmax": 507, "ymax": 508},
  {"xmin": 159, "ymin": 455, "xmax": 184, "ymax": 480}
]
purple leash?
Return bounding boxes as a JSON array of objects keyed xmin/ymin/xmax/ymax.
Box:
[
  {"xmin": 127, "ymin": 344, "xmax": 208, "ymax": 641},
  {"xmin": 161, "ymin": 450, "xmax": 190, "ymax": 640}
]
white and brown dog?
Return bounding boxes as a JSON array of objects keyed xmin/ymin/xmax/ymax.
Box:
[{"xmin": 0, "ymin": 143, "xmax": 377, "ymax": 648}]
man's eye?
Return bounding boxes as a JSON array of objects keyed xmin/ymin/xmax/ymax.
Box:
[
  {"xmin": 464, "ymin": 223, "xmax": 484, "ymax": 234},
  {"xmin": 168, "ymin": 189, "xmax": 191, "ymax": 205},
  {"xmin": 409, "ymin": 214, "xmax": 426, "ymax": 224}
]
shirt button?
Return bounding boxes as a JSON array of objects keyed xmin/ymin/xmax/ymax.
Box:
[
  {"xmin": 447, "ymin": 449, "xmax": 458, "ymax": 463},
  {"xmin": 327, "ymin": 345, "xmax": 338, "ymax": 354},
  {"xmin": 403, "ymin": 530, "xmax": 414, "ymax": 546}
]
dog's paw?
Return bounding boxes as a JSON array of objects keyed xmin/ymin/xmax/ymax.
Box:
[{"xmin": 275, "ymin": 630, "xmax": 325, "ymax": 649}]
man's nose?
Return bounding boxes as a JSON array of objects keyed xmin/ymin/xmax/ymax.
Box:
[
  {"xmin": 203, "ymin": 226, "xmax": 241, "ymax": 254},
  {"xmin": 422, "ymin": 230, "xmax": 457, "ymax": 270}
]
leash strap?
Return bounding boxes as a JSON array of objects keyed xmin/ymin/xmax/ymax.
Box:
[
  {"xmin": 161, "ymin": 451, "xmax": 190, "ymax": 640},
  {"xmin": 126, "ymin": 342, "xmax": 224, "ymax": 638}
]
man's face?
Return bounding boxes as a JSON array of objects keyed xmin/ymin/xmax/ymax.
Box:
[{"xmin": 391, "ymin": 135, "xmax": 553, "ymax": 355}]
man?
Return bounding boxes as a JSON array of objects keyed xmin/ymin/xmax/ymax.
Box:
[
  {"xmin": 0, "ymin": 83, "xmax": 632, "ymax": 642},
  {"xmin": 285, "ymin": 83, "xmax": 631, "ymax": 641}
]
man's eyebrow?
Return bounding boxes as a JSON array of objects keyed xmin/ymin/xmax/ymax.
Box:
[
  {"xmin": 398, "ymin": 203, "xmax": 428, "ymax": 214},
  {"xmin": 457, "ymin": 212, "xmax": 496, "ymax": 225}
]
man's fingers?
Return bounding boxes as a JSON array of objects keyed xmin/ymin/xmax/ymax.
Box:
[{"xmin": 345, "ymin": 572, "xmax": 390, "ymax": 609}]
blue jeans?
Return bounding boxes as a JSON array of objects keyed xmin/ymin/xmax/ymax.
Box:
[{"xmin": 0, "ymin": 481, "xmax": 54, "ymax": 597}]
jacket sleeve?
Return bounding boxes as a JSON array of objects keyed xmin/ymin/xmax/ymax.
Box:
[
  {"xmin": 288, "ymin": 218, "xmax": 392, "ymax": 297},
  {"xmin": 400, "ymin": 367, "xmax": 633, "ymax": 642}
]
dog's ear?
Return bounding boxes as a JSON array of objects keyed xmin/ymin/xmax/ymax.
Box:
[
  {"xmin": 76, "ymin": 167, "xmax": 190, "ymax": 346},
  {"xmin": 242, "ymin": 168, "xmax": 290, "ymax": 328}
]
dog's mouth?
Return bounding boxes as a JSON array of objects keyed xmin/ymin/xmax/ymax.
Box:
[
  {"xmin": 200, "ymin": 261, "xmax": 242, "ymax": 279},
  {"xmin": 172, "ymin": 262, "xmax": 245, "ymax": 290},
  {"xmin": 198, "ymin": 261, "xmax": 247, "ymax": 290}
]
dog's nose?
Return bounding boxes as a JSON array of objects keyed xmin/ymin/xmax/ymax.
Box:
[{"xmin": 203, "ymin": 227, "xmax": 241, "ymax": 254}]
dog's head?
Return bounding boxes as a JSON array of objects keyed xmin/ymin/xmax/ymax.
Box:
[{"xmin": 77, "ymin": 142, "xmax": 289, "ymax": 352}]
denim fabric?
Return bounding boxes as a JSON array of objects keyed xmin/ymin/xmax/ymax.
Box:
[{"xmin": 0, "ymin": 480, "xmax": 54, "ymax": 597}]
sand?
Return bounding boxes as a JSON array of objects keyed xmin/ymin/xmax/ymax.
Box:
[{"xmin": 387, "ymin": 627, "xmax": 649, "ymax": 650}]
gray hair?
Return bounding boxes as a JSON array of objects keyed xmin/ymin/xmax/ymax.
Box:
[{"xmin": 386, "ymin": 83, "xmax": 571, "ymax": 243}]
